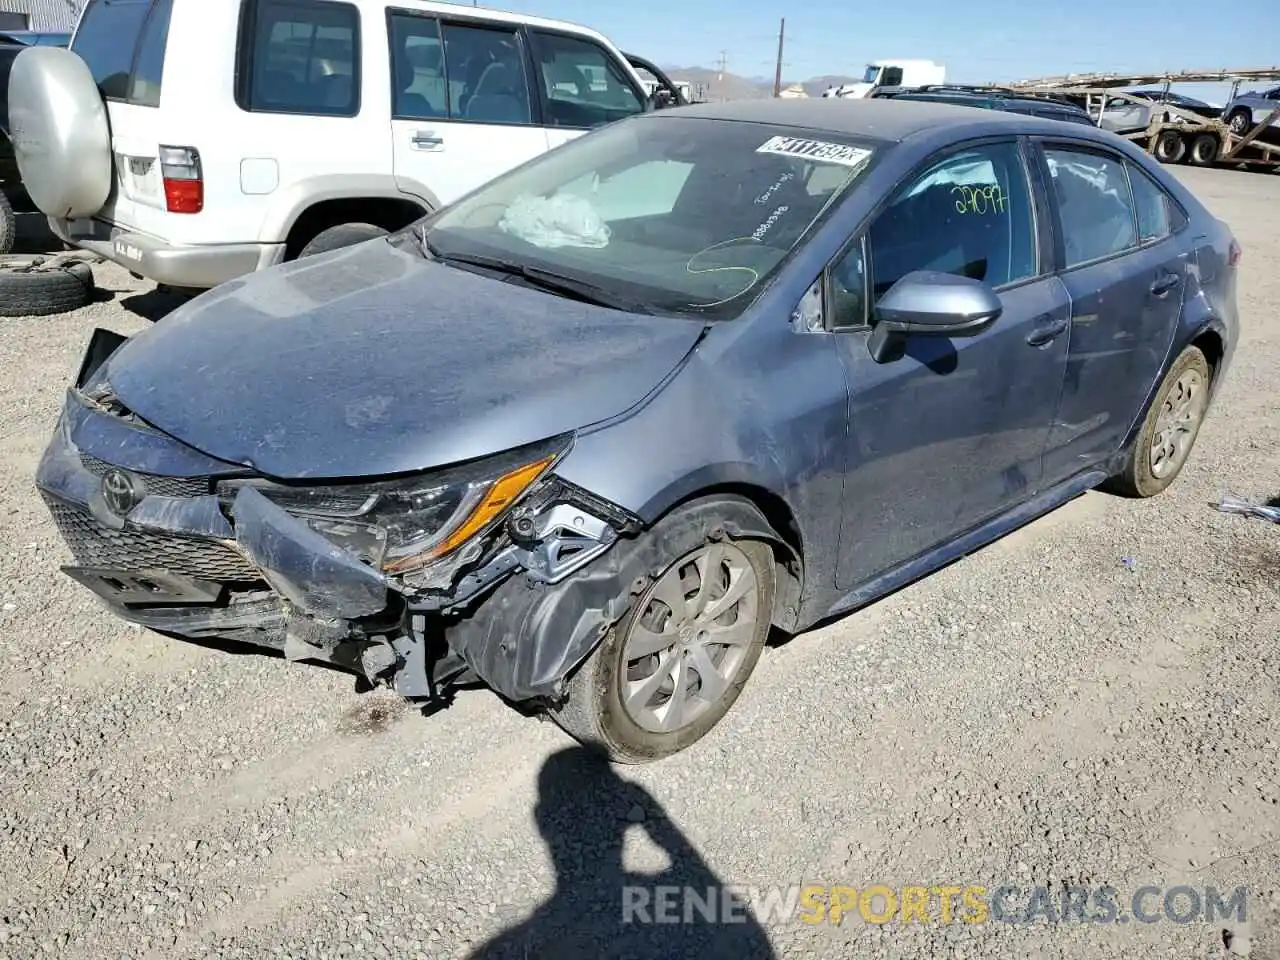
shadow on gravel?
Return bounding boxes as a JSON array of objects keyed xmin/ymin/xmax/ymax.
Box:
[
  {"xmin": 468, "ymin": 745, "xmax": 776, "ymax": 960},
  {"xmin": 120, "ymin": 286, "xmax": 193, "ymax": 322}
]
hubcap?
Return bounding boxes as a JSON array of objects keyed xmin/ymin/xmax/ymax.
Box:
[
  {"xmin": 619, "ymin": 542, "xmax": 758, "ymax": 734},
  {"xmin": 1230, "ymin": 114, "xmax": 1247, "ymax": 134},
  {"xmin": 1150, "ymin": 368, "xmax": 1207, "ymax": 479}
]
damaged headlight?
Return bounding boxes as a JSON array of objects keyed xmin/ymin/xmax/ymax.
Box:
[{"xmin": 217, "ymin": 436, "xmax": 569, "ymax": 575}]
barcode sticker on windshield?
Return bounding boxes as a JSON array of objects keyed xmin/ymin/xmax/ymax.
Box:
[{"xmin": 757, "ymin": 136, "xmax": 872, "ymax": 168}]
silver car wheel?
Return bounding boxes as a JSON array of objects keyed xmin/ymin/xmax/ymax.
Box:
[
  {"xmin": 1150, "ymin": 368, "xmax": 1208, "ymax": 479},
  {"xmin": 619, "ymin": 541, "xmax": 760, "ymax": 734}
]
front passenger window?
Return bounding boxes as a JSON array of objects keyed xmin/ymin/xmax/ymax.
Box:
[
  {"xmin": 528, "ymin": 31, "xmax": 645, "ymax": 128},
  {"xmin": 867, "ymin": 141, "xmax": 1037, "ymax": 301}
]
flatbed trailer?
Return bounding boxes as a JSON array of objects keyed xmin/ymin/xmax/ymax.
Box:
[{"xmin": 1001, "ymin": 68, "xmax": 1280, "ymax": 172}]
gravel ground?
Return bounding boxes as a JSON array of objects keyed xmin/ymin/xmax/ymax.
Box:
[{"xmin": 1, "ymin": 166, "xmax": 1278, "ymax": 960}]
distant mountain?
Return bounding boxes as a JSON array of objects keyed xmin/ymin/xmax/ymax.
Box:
[{"xmin": 659, "ymin": 66, "xmax": 866, "ymax": 101}]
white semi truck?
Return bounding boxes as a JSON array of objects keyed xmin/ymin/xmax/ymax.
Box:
[{"xmin": 823, "ymin": 59, "xmax": 946, "ymax": 99}]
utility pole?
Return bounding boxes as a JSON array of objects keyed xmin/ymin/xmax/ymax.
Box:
[
  {"xmin": 716, "ymin": 50, "xmax": 728, "ymax": 81},
  {"xmin": 772, "ymin": 18, "xmax": 786, "ymax": 98}
]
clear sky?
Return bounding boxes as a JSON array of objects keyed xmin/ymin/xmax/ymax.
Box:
[{"xmin": 475, "ymin": 0, "xmax": 1280, "ymax": 103}]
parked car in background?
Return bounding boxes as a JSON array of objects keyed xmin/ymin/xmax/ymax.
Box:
[
  {"xmin": 1099, "ymin": 89, "xmax": 1221, "ymax": 135},
  {"xmin": 1221, "ymin": 85, "xmax": 1280, "ymax": 144},
  {"xmin": 0, "ymin": 32, "xmax": 69, "ymax": 253},
  {"xmin": 8, "ymin": 0, "xmax": 665, "ymax": 293},
  {"xmin": 823, "ymin": 59, "xmax": 946, "ymax": 99},
  {"xmin": 872, "ymin": 84, "xmax": 1096, "ymax": 126},
  {"xmin": 38, "ymin": 99, "xmax": 1237, "ymax": 762}
]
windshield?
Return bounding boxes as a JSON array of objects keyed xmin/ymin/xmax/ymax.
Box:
[
  {"xmin": 862, "ymin": 65, "xmax": 881, "ymax": 84},
  {"xmin": 419, "ymin": 116, "xmax": 879, "ymax": 318}
]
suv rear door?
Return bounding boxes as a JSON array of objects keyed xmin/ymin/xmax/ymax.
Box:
[{"xmin": 70, "ymin": 0, "xmax": 173, "ymax": 233}]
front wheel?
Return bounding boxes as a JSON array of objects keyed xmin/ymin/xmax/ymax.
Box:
[
  {"xmin": 550, "ymin": 500, "xmax": 775, "ymax": 763},
  {"xmin": 297, "ymin": 222, "xmax": 389, "ymax": 259},
  {"xmin": 1104, "ymin": 346, "xmax": 1211, "ymax": 498}
]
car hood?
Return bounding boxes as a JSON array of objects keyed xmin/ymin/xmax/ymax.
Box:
[{"xmin": 103, "ymin": 238, "xmax": 707, "ymax": 479}]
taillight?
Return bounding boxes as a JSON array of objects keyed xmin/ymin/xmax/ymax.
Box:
[
  {"xmin": 1228, "ymin": 239, "xmax": 1242, "ymax": 267},
  {"xmin": 159, "ymin": 145, "xmax": 203, "ymax": 214}
]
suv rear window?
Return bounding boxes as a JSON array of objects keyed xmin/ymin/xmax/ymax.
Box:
[
  {"xmin": 237, "ymin": 0, "xmax": 361, "ymax": 117},
  {"xmin": 72, "ymin": 0, "xmax": 173, "ymax": 106}
]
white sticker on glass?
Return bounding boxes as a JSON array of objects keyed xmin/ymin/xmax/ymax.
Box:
[{"xmin": 756, "ymin": 136, "xmax": 873, "ymax": 168}]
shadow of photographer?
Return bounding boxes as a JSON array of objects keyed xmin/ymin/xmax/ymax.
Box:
[{"xmin": 468, "ymin": 744, "xmax": 777, "ymax": 960}]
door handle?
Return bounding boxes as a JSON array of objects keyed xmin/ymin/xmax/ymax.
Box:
[
  {"xmin": 1025, "ymin": 314, "xmax": 1069, "ymax": 347},
  {"xmin": 1150, "ymin": 272, "xmax": 1181, "ymax": 297},
  {"xmin": 411, "ymin": 130, "xmax": 444, "ymax": 150}
]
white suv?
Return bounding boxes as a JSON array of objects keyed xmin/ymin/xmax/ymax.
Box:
[{"xmin": 10, "ymin": 0, "xmax": 659, "ymax": 291}]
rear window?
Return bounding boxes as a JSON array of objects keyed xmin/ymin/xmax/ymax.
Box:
[
  {"xmin": 71, "ymin": 0, "xmax": 172, "ymax": 105},
  {"xmin": 237, "ymin": 0, "xmax": 361, "ymax": 117}
]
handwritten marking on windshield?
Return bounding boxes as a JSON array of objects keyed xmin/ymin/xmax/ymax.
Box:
[
  {"xmin": 756, "ymin": 172, "xmax": 796, "ymax": 206},
  {"xmin": 752, "ymin": 205, "xmax": 790, "ymax": 242}
]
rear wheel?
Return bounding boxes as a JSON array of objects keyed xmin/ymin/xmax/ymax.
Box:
[
  {"xmin": 550, "ymin": 498, "xmax": 775, "ymax": 763},
  {"xmin": 1103, "ymin": 346, "xmax": 1211, "ymax": 498},
  {"xmin": 1153, "ymin": 130, "xmax": 1187, "ymax": 163},
  {"xmin": 1226, "ymin": 108, "xmax": 1252, "ymax": 137},
  {"xmin": 1188, "ymin": 133, "xmax": 1219, "ymax": 166},
  {"xmin": 297, "ymin": 222, "xmax": 389, "ymax": 259},
  {"xmin": 0, "ymin": 191, "xmax": 15, "ymax": 255}
]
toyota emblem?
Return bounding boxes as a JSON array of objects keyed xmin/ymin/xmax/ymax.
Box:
[{"xmin": 101, "ymin": 468, "xmax": 143, "ymax": 517}]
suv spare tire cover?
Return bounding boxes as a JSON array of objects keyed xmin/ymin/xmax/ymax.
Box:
[{"xmin": 8, "ymin": 47, "xmax": 112, "ymax": 219}]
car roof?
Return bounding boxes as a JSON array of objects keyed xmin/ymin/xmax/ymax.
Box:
[{"xmin": 665, "ymin": 97, "xmax": 1062, "ymax": 142}]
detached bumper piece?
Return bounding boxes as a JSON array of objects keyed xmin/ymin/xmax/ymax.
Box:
[{"xmin": 38, "ymin": 386, "xmax": 645, "ymax": 708}]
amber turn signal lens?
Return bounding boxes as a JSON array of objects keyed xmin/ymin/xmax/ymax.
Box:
[{"xmin": 384, "ymin": 454, "xmax": 556, "ymax": 573}]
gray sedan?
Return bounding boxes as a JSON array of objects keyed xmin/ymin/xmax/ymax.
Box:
[
  {"xmin": 1222, "ymin": 85, "xmax": 1280, "ymax": 141},
  {"xmin": 37, "ymin": 99, "xmax": 1239, "ymax": 762}
]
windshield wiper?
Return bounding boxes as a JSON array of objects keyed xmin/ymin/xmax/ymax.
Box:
[{"xmin": 432, "ymin": 249, "xmax": 655, "ymax": 314}]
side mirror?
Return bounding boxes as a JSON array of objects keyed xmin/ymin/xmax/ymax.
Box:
[
  {"xmin": 867, "ymin": 270, "xmax": 1003, "ymax": 364},
  {"xmin": 647, "ymin": 88, "xmax": 679, "ymax": 111}
]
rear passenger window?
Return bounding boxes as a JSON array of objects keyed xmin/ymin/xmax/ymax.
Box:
[
  {"xmin": 1127, "ymin": 162, "xmax": 1174, "ymax": 242},
  {"xmin": 528, "ymin": 31, "xmax": 644, "ymax": 129},
  {"xmin": 72, "ymin": 0, "xmax": 169, "ymax": 104},
  {"xmin": 867, "ymin": 141, "xmax": 1037, "ymax": 300},
  {"xmin": 1044, "ymin": 148, "xmax": 1137, "ymax": 267},
  {"xmin": 238, "ymin": 0, "xmax": 360, "ymax": 117},
  {"xmin": 440, "ymin": 22, "xmax": 530, "ymax": 124},
  {"xmin": 389, "ymin": 13, "xmax": 446, "ymax": 118}
]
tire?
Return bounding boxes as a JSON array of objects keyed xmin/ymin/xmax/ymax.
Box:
[
  {"xmin": 1188, "ymin": 133, "xmax": 1219, "ymax": 166},
  {"xmin": 0, "ymin": 256, "xmax": 94, "ymax": 317},
  {"xmin": 0, "ymin": 191, "xmax": 15, "ymax": 255},
  {"xmin": 297, "ymin": 222, "xmax": 389, "ymax": 259},
  {"xmin": 7, "ymin": 47, "xmax": 112, "ymax": 218},
  {"xmin": 1153, "ymin": 130, "xmax": 1187, "ymax": 163},
  {"xmin": 1103, "ymin": 346, "xmax": 1211, "ymax": 498},
  {"xmin": 1225, "ymin": 109, "xmax": 1251, "ymax": 137},
  {"xmin": 550, "ymin": 497, "xmax": 776, "ymax": 763}
]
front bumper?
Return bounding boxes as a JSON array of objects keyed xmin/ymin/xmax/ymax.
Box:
[
  {"xmin": 37, "ymin": 387, "xmax": 643, "ymax": 704},
  {"xmin": 49, "ymin": 217, "xmax": 285, "ymax": 290}
]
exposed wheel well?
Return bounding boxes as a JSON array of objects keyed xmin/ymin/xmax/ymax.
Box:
[
  {"xmin": 661, "ymin": 482, "xmax": 805, "ymax": 632},
  {"xmin": 1191, "ymin": 328, "xmax": 1224, "ymax": 382},
  {"xmin": 284, "ymin": 197, "xmax": 427, "ymax": 260}
]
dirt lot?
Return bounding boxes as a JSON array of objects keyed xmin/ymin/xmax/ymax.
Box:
[{"xmin": 1, "ymin": 167, "xmax": 1278, "ymax": 960}]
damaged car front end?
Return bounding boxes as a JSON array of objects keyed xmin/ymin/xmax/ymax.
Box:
[{"xmin": 39, "ymin": 328, "xmax": 653, "ymax": 707}]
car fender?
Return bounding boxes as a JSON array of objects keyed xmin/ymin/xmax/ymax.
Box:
[{"xmin": 257, "ymin": 174, "xmax": 438, "ymax": 244}]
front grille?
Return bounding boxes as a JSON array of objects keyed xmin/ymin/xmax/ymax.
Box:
[
  {"xmin": 79, "ymin": 453, "xmax": 212, "ymax": 499},
  {"xmin": 45, "ymin": 499, "xmax": 260, "ymax": 582}
]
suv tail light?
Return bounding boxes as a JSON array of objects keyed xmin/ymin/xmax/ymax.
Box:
[
  {"xmin": 1228, "ymin": 238, "xmax": 1242, "ymax": 267},
  {"xmin": 159, "ymin": 145, "xmax": 203, "ymax": 214}
]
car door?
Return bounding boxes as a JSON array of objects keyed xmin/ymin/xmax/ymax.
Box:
[
  {"xmin": 388, "ymin": 11, "xmax": 548, "ymax": 209},
  {"xmin": 526, "ymin": 28, "xmax": 648, "ymax": 152},
  {"xmin": 1034, "ymin": 143, "xmax": 1190, "ymax": 485},
  {"xmin": 825, "ymin": 138, "xmax": 1072, "ymax": 590}
]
